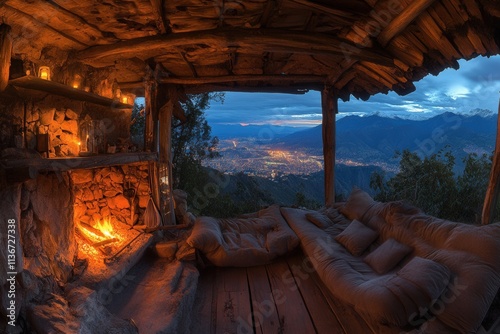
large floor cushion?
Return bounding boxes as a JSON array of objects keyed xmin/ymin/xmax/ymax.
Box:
[{"xmin": 187, "ymin": 205, "xmax": 299, "ymax": 267}]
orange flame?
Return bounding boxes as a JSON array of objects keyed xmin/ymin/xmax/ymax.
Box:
[{"xmin": 94, "ymin": 217, "xmax": 114, "ymax": 238}]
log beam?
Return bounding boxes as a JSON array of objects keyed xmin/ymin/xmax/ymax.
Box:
[
  {"xmin": 159, "ymin": 74, "xmax": 326, "ymax": 85},
  {"xmin": 75, "ymin": 28, "xmax": 394, "ymax": 67},
  {"xmin": 0, "ymin": 24, "xmax": 12, "ymax": 92},
  {"xmin": 150, "ymin": 0, "xmax": 170, "ymax": 34},
  {"xmin": 158, "ymin": 85, "xmax": 176, "ymax": 225},
  {"xmin": 482, "ymin": 98, "xmax": 500, "ymax": 225},
  {"xmin": 322, "ymin": 87, "xmax": 337, "ymax": 206},
  {"xmin": 184, "ymin": 84, "xmax": 314, "ymax": 95},
  {"xmin": 378, "ymin": 0, "xmax": 438, "ymax": 46}
]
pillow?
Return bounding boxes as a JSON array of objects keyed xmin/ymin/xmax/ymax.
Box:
[
  {"xmin": 306, "ymin": 212, "xmax": 333, "ymax": 229},
  {"xmin": 186, "ymin": 217, "xmax": 223, "ymax": 253},
  {"xmin": 340, "ymin": 188, "xmax": 377, "ymax": 221},
  {"xmin": 335, "ymin": 219, "xmax": 379, "ymax": 256},
  {"xmin": 364, "ymin": 238, "xmax": 413, "ymax": 274},
  {"xmin": 396, "ymin": 257, "xmax": 451, "ymax": 303}
]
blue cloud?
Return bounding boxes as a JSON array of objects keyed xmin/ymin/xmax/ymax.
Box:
[{"xmin": 203, "ymin": 55, "xmax": 499, "ymax": 127}]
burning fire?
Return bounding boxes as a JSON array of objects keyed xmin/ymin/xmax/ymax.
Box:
[
  {"xmin": 78, "ymin": 217, "xmax": 120, "ymax": 245},
  {"xmin": 94, "ymin": 218, "xmax": 115, "ymax": 239}
]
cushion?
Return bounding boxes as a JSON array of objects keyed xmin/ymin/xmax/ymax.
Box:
[
  {"xmin": 364, "ymin": 238, "xmax": 413, "ymax": 274},
  {"xmin": 305, "ymin": 212, "xmax": 333, "ymax": 229},
  {"xmin": 396, "ymin": 257, "xmax": 451, "ymax": 304},
  {"xmin": 335, "ymin": 219, "xmax": 379, "ymax": 256},
  {"xmin": 186, "ymin": 216, "xmax": 222, "ymax": 253},
  {"xmin": 186, "ymin": 205, "xmax": 299, "ymax": 267},
  {"xmin": 340, "ymin": 188, "xmax": 377, "ymax": 221}
]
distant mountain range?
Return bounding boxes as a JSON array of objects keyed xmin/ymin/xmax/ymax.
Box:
[{"xmin": 275, "ymin": 111, "xmax": 497, "ymax": 172}]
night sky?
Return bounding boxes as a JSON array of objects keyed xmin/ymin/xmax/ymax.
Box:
[{"xmin": 205, "ymin": 55, "xmax": 500, "ymax": 128}]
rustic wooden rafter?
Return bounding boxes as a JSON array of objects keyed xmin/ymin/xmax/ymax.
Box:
[
  {"xmin": 178, "ymin": 51, "xmax": 198, "ymax": 77},
  {"xmin": 0, "ymin": 24, "xmax": 12, "ymax": 92},
  {"xmin": 3, "ymin": 3, "xmax": 88, "ymax": 47},
  {"xmin": 4, "ymin": 0, "xmax": 115, "ymax": 44},
  {"xmin": 378, "ymin": 0, "xmax": 438, "ymax": 46},
  {"xmin": 184, "ymin": 84, "xmax": 313, "ymax": 94},
  {"xmin": 75, "ymin": 28, "xmax": 395, "ymax": 67},
  {"xmin": 158, "ymin": 74, "xmax": 326, "ymax": 85},
  {"xmin": 287, "ymin": 0, "xmax": 366, "ymax": 20},
  {"xmin": 150, "ymin": 0, "xmax": 170, "ymax": 34}
]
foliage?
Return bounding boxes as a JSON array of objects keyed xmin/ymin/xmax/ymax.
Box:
[
  {"xmin": 130, "ymin": 102, "xmax": 145, "ymax": 139},
  {"xmin": 172, "ymin": 92, "xmax": 224, "ymax": 191},
  {"xmin": 370, "ymin": 149, "xmax": 494, "ymax": 223},
  {"xmin": 294, "ymin": 191, "xmax": 321, "ymax": 210}
]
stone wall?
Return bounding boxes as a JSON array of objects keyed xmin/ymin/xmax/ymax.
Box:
[
  {"xmin": 0, "ymin": 173, "xmax": 76, "ymax": 331},
  {"xmin": 71, "ymin": 164, "xmax": 151, "ymax": 227},
  {"xmin": 0, "ymin": 91, "xmax": 132, "ymax": 156}
]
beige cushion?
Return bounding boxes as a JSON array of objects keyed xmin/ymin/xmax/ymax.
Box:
[
  {"xmin": 335, "ymin": 219, "xmax": 379, "ymax": 256},
  {"xmin": 364, "ymin": 238, "xmax": 412, "ymax": 274},
  {"xmin": 305, "ymin": 212, "xmax": 332, "ymax": 229},
  {"xmin": 186, "ymin": 205, "xmax": 299, "ymax": 267},
  {"xmin": 340, "ymin": 188, "xmax": 377, "ymax": 221}
]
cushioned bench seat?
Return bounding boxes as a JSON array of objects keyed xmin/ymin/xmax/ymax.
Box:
[{"xmin": 280, "ymin": 189, "xmax": 500, "ymax": 334}]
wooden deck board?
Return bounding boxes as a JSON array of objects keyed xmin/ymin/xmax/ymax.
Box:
[
  {"xmin": 193, "ymin": 266, "xmax": 217, "ymax": 334},
  {"xmin": 215, "ymin": 267, "xmax": 254, "ymax": 334},
  {"xmin": 246, "ymin": 266, "xmax": 282, "ymax": 334},
  {"xmin": 286, "ymin": 255, "xmax": 345, "ymax": 333},
  {"xmin": 309, "ymin": 268, "xmax": 376, "ymax": 334},
  {"xmin": 194, "ymin": 253, "xmax": 401, "ymax": 334},
  {"xmin": 266, "ymin": 260, "xmax": 317, "ymax": 333}
]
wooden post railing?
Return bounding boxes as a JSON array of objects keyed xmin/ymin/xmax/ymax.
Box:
[
  {"xmin": 482, "ymin": 97, "xmax": 500, "ymax": 225},
  {"xmin": 322, "ymin": 87, "xmax": 337, "ymax": 207}
]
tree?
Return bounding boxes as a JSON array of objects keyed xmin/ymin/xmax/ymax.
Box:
[
  {"xmin": 130, "ymin": 102, "xmax": 146, "ymax": 149},
  {"xmin": 370, "ymin": 149, "xmax": 498, "ymax": 223},
  {"xmin": 171, "ymin": 92, "xmax": 224, "ymax": 191},
  {"xmin": 372, "ymin": 149, "xmax": 457, "ymax": 218},
  {"xmin": 456, "ymin": 153, "xmax": 491, "ymax": 222}
]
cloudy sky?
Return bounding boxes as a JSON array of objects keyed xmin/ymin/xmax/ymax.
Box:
[{"xmin": 205, "ymin": 55, "xmax": 500, "ymax": 127}]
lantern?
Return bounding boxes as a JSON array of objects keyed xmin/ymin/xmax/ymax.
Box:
[{"xmin": 38, "ymin": 66, "xmax": 51, "ymax": 80}]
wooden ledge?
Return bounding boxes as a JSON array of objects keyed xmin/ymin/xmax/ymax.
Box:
[{"xmin": 1, "ymin": 152, "xmax": 158, "ymax": 180}]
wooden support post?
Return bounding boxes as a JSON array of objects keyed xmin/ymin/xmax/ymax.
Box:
[
  {"xmin": 482, "ymin": 98, "xmax": 500, "ymax": 225},
  {"xmin": 0, "ymin": 24, "xmax": 12, "ymax": 92},
  {"xmin": 322, "ymin": 87, "xmax": 337, "ymax": 207},
  {"xmin": 158, "ymin": 85, "xmax": 176, "ymax": 225}
]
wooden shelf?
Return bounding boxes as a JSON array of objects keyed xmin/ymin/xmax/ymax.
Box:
[
  {"xmin": 8, "ymin": 76, "xmax": 134, "ymax": 109},
  {"xmin": 1, "ymin": 152, "xmax": 158, "ymax": 174}
]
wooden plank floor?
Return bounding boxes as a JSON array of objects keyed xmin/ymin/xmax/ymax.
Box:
[{"xmin": 190, "ymin": 253, "xmax": 400, "ymax": 334}]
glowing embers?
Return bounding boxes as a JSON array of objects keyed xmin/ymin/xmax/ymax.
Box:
[
  {"xmin": 79, "ymin": 217, "xmax": 119, "ymax": 245},
  {"xmin": 76, "ymin": 217, "xmax": 124, "ymax": 257}
]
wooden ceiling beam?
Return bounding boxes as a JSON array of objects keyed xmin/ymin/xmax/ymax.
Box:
[
  {"xmin": 184, "ymin": 84, "xmax": 316, "ymax": 95},
  {"xmin": 378, "ymin": 0, "xmax": 438, "ymax": 46},
  {"xmin": 75, "ymin": 28, "xmax": 394, "ymax": 67},
  {"xmin": 287, "ymin": 0, "xmax": 367, "ymax": 19},
  {"xmin": 5, "ymin": 0, "xmax": 115, "ymax": 45},
  {"xmin": 3, "ymin": 4, "xmax": 88, "ymax": 47},
  {"xmin": 150, "ymin": 0, "xmax": 170, "ymax": 34},
  {"xmin": 158, "ymin": 74, "xmax": 326, "ymax": 85}
]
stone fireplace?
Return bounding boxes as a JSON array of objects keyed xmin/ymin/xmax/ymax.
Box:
[
  {"xmin": 0, "ymin": 82, "xmax": 158, "ymax": 332},
  {"xmin": 69, "ymin": 164, "xmax": 154, "ymax": 285}
]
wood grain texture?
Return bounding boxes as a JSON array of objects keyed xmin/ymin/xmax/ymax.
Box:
[
  {"xmin": 0, "ymin": 24, "xmax": 12, "ymax": 92},
  {"xmin": 75, "ymin": 28, "xmax": 395, "ymax": 66},
  {"xmin": 247, "ymin": 265, "xmax": 282, "ymax": 334},
  {"xmin": 322, "ymin": 88, "xmax": 337, "ymax": 206},
  {"xmin": 266, "ymin": 260, "xmax": 316, "ymax": 333},
  {"xmin": 482, "ymin": 98, "xmax": 500, "ymax": 225},
  {"xmin": 378, "ymin": 0, "xmax": 438, "ymax": 46}
]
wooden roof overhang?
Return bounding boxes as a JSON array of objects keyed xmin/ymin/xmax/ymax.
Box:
[
  {"xmin": 1, "ymin": 0, "xmax": 500, "ymax": 223},
  {"xmin": 1, "ymin": 0, "xmax": 499, "ymax": 99}
]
